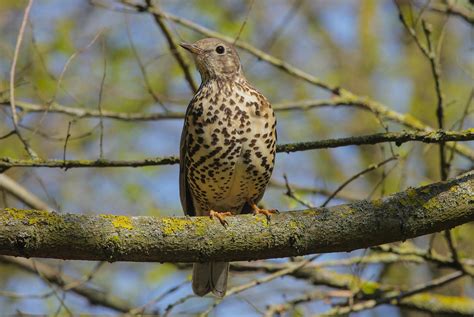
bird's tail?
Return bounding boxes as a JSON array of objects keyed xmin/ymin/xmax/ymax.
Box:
[{"xmin": 192, "ymin": 262, "xmax": 229, "ymax": 297}]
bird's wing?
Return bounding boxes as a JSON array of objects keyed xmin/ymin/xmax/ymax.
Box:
[{"xmin": 179, "ymin": 102, "xmax": 196, "ymax": 217}]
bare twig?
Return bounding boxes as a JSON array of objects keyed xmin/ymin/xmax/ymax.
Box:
[
  {"xmin": 9, "ymin": 0, "xmax": 38, "ymax": 159},
  {"xmin": 128, "ymin": 280, "xmax": 188, "ymax": 315},
  {"xmin": 0, "ymin": 174, "xmax": 51, "ymax": 210},
  {"xmin": 447, "ymin": 89, "xmax": 473, "ymax": 170},
  {"xmin": 143, "ymin": 0, "xmax": 198, "ymax": 92},
  {"xmin": 163, "ymin": 294, "xmax": 195, "ymax": 317},
  {"xmin": 259, "ymin": 0, "xmax": 304, "ymax": 52},
  {"xmin": 30, "ymin": 30, "xmax": 103, "ymax": 140},
  {"xmin": 283, "ymin": 174, "xmax": 315, "ymax": 208},
  {"xmin": 321, "ymin": 156, "xmax": 398, "ymax": 207},
  {"xmin": 124, "ymin": 14, "xmax": 167, "ymax": 111},
  {"xmin": 233, "ymin": 0, "xmax": 256, "ymax": 44},
  {"xmin": 264, "ymin": 290, "xmax": 326, "ymax": 317},
  {"xmin": 268, "ymin": 179, "xmax": 360, "ymax": 201},
  {"xmin": 3, "ymin": 99, "xmax": 183, "ymax": 121},
  {"xmin": 62, "ymin": 121, "xmax": 73, "ymax": 162},
  {"xmin": 0, "ymin": 130, "xmax": 15, "ymax": 140},
  {"xmin": 97, "ymin": 37, "xmax": 107, "ymax": 159}
]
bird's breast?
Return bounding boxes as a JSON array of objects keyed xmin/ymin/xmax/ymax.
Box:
[{"xmin": 185, "ymin": 82, "xmax": 276, "ymax": 214}]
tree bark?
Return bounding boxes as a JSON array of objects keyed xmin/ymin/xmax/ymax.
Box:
[{"xmin": 0, "ymin": 172, "xmax": 472, "ymax": 263}]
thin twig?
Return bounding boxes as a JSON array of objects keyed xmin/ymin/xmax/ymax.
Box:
[
  {"xmin": 259, "ymin": 0, "xmax": 304, "ymax": 52},
  {"xmin": 321, "ymin": 156, "xmax": 398, "ymax": 207},
  {"xmin": 9, "ymin": 0, "xmax": 33, "ymax": 130},
  {"xmin": 62, "ymin": 121, "xmax": 73, "ymax": 162},
  {"xmin": 124, "ymin": 14, "xmax": 167, "ymax": 111},
  {"xmin": 0, "ymin": 174, "xmax": 51, "ymax": 210},
  {"xmin": 0, "ymin": 130, "xmax": 15, "ymax": 140},
  {"xmin": 30, "ymin": 30, "xmax": 104, "ymax": 140},
  {"xmin": 128, "ymin": 280, "xmax": 188, "ymax": 315},
  {"xmin": 283, "ymin": 174, "xmax": 314, "ymax": 208},
  {"xmin": 268, "ymin": 179, "xmax": 360, "ymax": 201},
  {"xmin": 97, "ymin": 37, "xmax": 107, "ymax": 159},
  {"xmin": 144, "ymin": 0, "xmax": 198, "ymax": 92},
  {"xmin": 163, "ymin": 294, "xmax": 195, "ymax": 317},
  {"xmin": 9, "ymin": 0, "xmax": 38, "ymax": 159},
  {"xmin": 233, "ymin": 0, "xmax": 256, "ymax": 44}
]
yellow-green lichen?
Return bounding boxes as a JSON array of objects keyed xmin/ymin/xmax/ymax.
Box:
[
  {"xmin": 406, "ymin": 187, "xmax": 418, "ymax": 200},
  {"xmin": 422, "ymin": 197, "xmax": 441, "ymax": 211},
  {"xmin": 3, "ymin": 208, "xmax": 61, "ymax": 226},
  {"xmin": 289, "ymin": 220, "xmax": 299, "ymax": 231},
  {"xmin": 398, "ymin": 187, "xmax": 421, "ymax": 207},
  {"xmin": 359, "ymin": 281, "xmax": 380, "ymax": 295},
  {"xmin": 402, "ymin": 293, "xmax": 474, "ymax": 312},
  {"xmin": 252, "ymin": 214, "xmax": 270, "ymax": 227},
  {"xmin": 162, "ymin": 217, "xmax": 188, "ymax": 235},
  {"xmin": 338, "ymin": 205, "xmax": 355, "ymax": 218},
  {"xmin": 303, "ymin": 209, "xmax": 321, "ymax": 216},
  {"xmin": 100, "ymin": 214, "xmax": 133, "ymax": 230},
  {"xmin": 371, "ymin": 198, "xmax": 384, "ymax": 209},
  {"xmin": 194, "ymin": 218, "xmax": 208, "ymax": 236}
]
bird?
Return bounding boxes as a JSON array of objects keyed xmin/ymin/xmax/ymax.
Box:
[{"xmin": 179, "ymin": 38, "xmax": 277, "ymax": 297}]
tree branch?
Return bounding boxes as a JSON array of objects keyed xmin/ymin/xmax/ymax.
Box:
[
  {"xmin": 0, "ymin": 174, "xmax": 51, "ymax": 210},
  {"xmin": 1, "ymin": 129, "xmax": 472, "ymax": 168},
  {"xmin": 0, "ymin": 171, "xmax": 471, "ymax": 262}
]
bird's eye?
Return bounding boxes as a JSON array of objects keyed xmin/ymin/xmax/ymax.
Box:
[{"xmin": 215, "ymin": 45, "xmax": 225, "ymax": 54}]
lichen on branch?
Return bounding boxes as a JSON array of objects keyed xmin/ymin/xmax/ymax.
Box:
[{"xmin": 0, "ymin": 172, "xmax": 472, "ymax": 263}]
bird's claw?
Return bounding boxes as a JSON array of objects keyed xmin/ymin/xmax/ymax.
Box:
[
  {"xmin": 253, "ymin": 208, "xmax": 278, "ymax": 220},
  {"xmin": 249, "ymin": 202, "xmax": 278, "ymax": 221},
  {"xmin": 209, "ymin": 210, "xmax": 232, "ymax": 227}
]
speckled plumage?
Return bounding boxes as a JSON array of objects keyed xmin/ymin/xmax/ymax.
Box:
[{"xmin": 179, "ymin": 38, "xmax": 276, "ymax": 297}]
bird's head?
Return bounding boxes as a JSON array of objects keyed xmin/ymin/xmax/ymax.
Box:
[{"xmin": 180, "ymin": 38, "xmax": 242, "ymax": 82}]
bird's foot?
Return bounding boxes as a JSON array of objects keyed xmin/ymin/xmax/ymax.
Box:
[
  {"xmin": 249, "ymin": 202, "xmax": 278, "ymax": 221},
  {"xmin": 209, "ymin": 210, "xmax": 232, "ymax": 227}
]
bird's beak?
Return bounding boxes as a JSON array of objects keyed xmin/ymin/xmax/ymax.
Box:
[{"xmin": 179, "ymin": 42, "xmax": 202, "ymax": 55}]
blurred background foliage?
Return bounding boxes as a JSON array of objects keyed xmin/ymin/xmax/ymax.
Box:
[{"xmin": 0, "ymin": 0, "xmax": 472, "ymax": 315}]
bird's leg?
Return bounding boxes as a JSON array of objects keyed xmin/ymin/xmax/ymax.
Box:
[
  {"xmin": 248, "ymin": 201, "xmax": 278, "ymax": 220},
  {"xmin": 209, "ymin": 210, "xmax": 233, "ymax": 227}
]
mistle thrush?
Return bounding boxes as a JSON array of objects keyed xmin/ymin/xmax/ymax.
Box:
[{"xmin": 179, "ymin": 38, "xmax": 277, "ymax": 297}]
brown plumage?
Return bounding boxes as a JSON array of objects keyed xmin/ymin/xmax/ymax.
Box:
[{"xmin": 179, "ymin": 38, "xmax": 277, "ymax": 297}]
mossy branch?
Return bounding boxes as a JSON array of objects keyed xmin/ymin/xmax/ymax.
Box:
[{"xmin": 0, "ymin": 172, "xmax": 472, "ymax": 262}]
